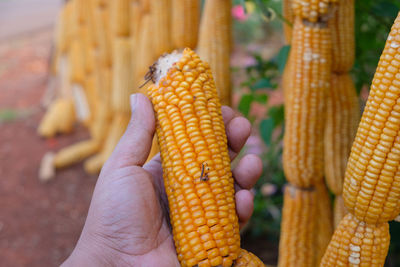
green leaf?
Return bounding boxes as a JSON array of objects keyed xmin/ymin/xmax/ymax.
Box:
[
  {"xmin": 277, "ymin": 45, "xmax": 290, "ymax": 74},
  {"xmin": 268, "ymin": 105, "xmax": 284, "ymax": 127},
  {"xmin": 250, "ymin": 78, "xmax": 273, "ymax": 90},
  {"xmin": 260, "ymin": 118, "xmax": 274, "ymax": 145},
  {"xmin": 238, "ymin": 94, "xmax": 253, "ymax": 117},
  {"xmin": 372, "ymin": 2, "xmax": 399, "ymax": 19},
  {"xmin": 253, "ymin": 93, "xmax": 268, "ymax": 104}
]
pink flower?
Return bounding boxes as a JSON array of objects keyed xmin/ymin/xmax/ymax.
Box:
[{"xmin": 232, "ymin": 5, "xmax": 248, "ymax": 22}]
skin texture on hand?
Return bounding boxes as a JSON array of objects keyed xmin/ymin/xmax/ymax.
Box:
[{"xmin": 62, "ymin": 94, "xmax": 263, "ymax": 267}]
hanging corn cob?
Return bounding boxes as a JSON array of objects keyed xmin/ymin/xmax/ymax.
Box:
[
  {"xmin": 324, "ymin": 73, "xmax": 359, "ymax": 225},
  {"xmin": 146, "ymin": 48, "xmax": 263, "ymax": 267},
  {"xmin": 278, "ymin": 185, "xmax": 317, "ymax": 267},
  {"xmin": 280, "ymin": 0, "xmax": 335, "ymax": 264},
  {"xmin": 282, "ymin": 17, "xmax": 331, "ymax": 188},
  {"xmin": 321, "ymin": 12, "xmax": 400, "ymax": 266},
  {"xmin": 328, "ymin": 0, "xmax": 355, "ymax": 73},
  {"xmin": 171, "ymin": 0, "xmax": 200, "ymax": 49},
  {"xmin": 197, "ymin": 0, "xmax": 232, "ymax": 106},
  {"xmin": 323, "ymin": 0, "xmax": 358, "ymax": 227}
]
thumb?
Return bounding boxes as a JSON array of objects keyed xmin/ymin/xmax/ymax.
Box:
[{"xmin": 105, "ymin": 93, "xmax": 155, "ymax": 170}]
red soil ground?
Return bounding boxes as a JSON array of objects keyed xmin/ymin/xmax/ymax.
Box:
[{"xmin": 0, "ymin": 31, "xmax": 277, "ymax": 266}]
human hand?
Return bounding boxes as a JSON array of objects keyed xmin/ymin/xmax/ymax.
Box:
[{"xmin": 62, "ymin": 93, "xmax": 262, "ymax": 267}]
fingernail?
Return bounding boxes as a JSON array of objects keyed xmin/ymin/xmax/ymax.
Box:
[{"xmin": 130, "ymin": 94, "xmax": 137, "ymax": 113}]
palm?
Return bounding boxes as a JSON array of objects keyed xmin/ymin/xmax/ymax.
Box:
[{"xmin": 82, "ymin": 161, "xmax": 180, "ymax": 266}]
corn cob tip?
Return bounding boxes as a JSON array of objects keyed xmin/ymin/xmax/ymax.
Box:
[{"xmin": 143, "ymin": 50, "xmax": 183, "ymax": 86}]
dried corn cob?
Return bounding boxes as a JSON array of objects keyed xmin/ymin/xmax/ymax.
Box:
[
  {"xmin": 171, "ymin": 0, "xmax": 200, "ymax": 49},
  {"xmin": 278, "ymin": 185, "xmax": 317, "ymax": 267},
  {"xmin": 341, "ymin": 13, "xmax": 400, "ymax": 225},
  {"xmin": 282, "ymin": 0, "xmax": 293, "ymax": 44},
  {"xmin": 130, "ymin": 0, "xmax": 142, "ymax": 46},
  {"xmin": 292, "ymin": 0, "xmax": 338, "ymax": 23},
  {"xmin": 282, "ymin": 18, "xmax": 332, "ymax": 188},
  {"xmin": 111, "ymin": 0, "xmax": 131, "ymax": 37},
  {"xmin": 93, "ymin": 6, "xmax": 112, "ymax": 67},
  {"xmin": 329, "ymin": 0, "xmax": 355, "ymax": 73},
  {"xmin": 333, "ymin": 195, "xmax": 347, "ymax": 228},
  {"xmin": 150, "ymin": 0, "xmax": 172, "ymax": 57},
  {"xmin": 197, "ymin": 0, "xmax": 232, "ymax": 106},
  {"xmin": 235, "ymin": 249, "xmax": 265, "ymax": 267},
  {"xmin": 324, "ymin": 73, "xmax": 359, "ymax": 195},
  {"xmin": 147, "ymin": 48, "xmax": 264, "ymax": 267},
  {"xmin": 54, "ymin": 140, "xmax": 100, "ymax": 169},
  {"xmin": 38, "ymin": 98, "xmax": 76, "ymax": 137},
  {"xmin": 148, "ymin": 49, "xmax": 240, "ymax": 267},
  {"xmin": 314, "ymin": 182, "xmax": 333, "ymax": 266},
  {"xmin": 320, "ymin": 213, "xmax": 390, "ymax": 266},
  {"xmin": 69, "ymin": 39, "xmax": 85, "ymax": 84},
  {"xmin": 112, "ymin": 38, "xmax": 135, "ymax": 114},
  {"xmin": 135, "ymin": 14, "xmax": 155, "ymax": 86}
]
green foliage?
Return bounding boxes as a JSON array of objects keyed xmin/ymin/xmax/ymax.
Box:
[{"xmin": 353, "ymin": 1, "xmax": 400, "ymax": 93}]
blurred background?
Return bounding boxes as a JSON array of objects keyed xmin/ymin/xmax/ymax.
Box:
[{"xmin": 1, "ymin": 0, "xmax": 400, "ymax": 266}]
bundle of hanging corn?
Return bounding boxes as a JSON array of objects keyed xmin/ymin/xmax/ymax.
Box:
[
  {"xmin": 39, "ymin": 0, "xmax": 233, "ymax": 180},
  {"xmin": 324, "ymin": 0, "xmax": 360, "ymax": 229},
  {"xmin": 320, "ymin": 12, "xmax": 400, "ymax": 266},
  {"xmin": 278, "ymin": 0, "xmax": 338, "ymax": 266}
]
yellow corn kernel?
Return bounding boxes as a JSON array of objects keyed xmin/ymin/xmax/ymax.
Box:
[
  {"xmin": 234, "ymin": 249, "xmax": 265, "ymax": 267},
  {"xmin": 197, "ymin": 0, "xmax": 232, "ymax": 106},
  {"xmin": 292, "ymin": 0, "xmax": 338, "ymax": 23},
  {"xmin": 283, "ymin": 18, "xmax": 332, "ymax": 188},
  {"xmin": 334, "ymin": 195, "xmax": 347, "ymax": 229},
  {"xmin": 320, "ymin": 213, "xmax": 390, "ymax": 267},
  {"xmin": 324, "ymin": 73, "xmax": 359, "ymax": 195},
  {"xmin": 278, "ymin": 185, "xmax": 317, "ymax": 267},
  {"xmin": 314, "ymin": 182, "xmax": 333, "ymax": 266},
  {"xmin": 329, "ymin": 0, "xmax": 355, "ymax": 73},
  {"xmin": 342, "ymin": 13, "xmax": 400, "ymax": 224},
  {"xmin": 147, "ymin": 49, "xmax": 240, "ymax": 267},
  {"xmin": 171, "ymin": 0, "xmax": 200, "ymax": 49}
]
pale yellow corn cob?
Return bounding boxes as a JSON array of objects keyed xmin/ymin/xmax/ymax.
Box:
[{"xmin": 197, "ymin": 0, "xmax": 232, "ymax": 106}]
